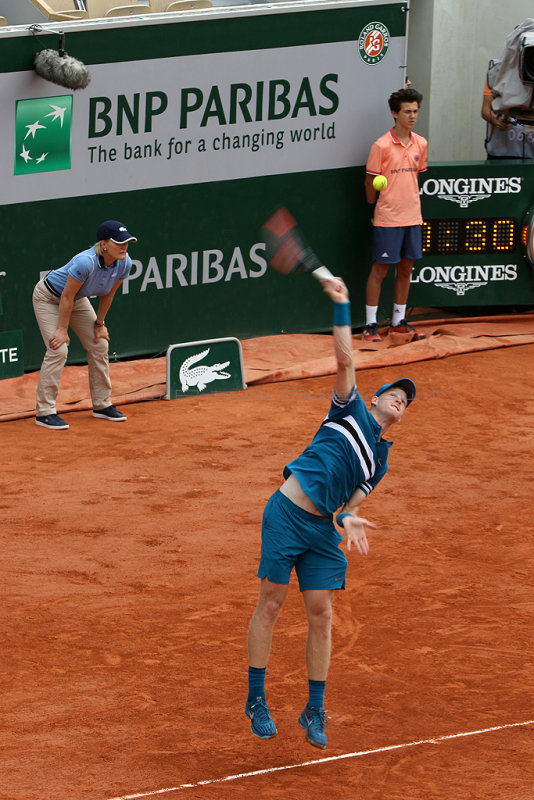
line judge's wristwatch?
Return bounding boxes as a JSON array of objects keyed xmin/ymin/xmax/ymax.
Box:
[{"xmin": 94, "ymin": 320, "xmax": 105, "ymax": 326}]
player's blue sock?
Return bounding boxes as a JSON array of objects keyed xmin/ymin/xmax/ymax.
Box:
[
  {"xmin": 248, "ymin": 666, "xmax": 266, "ymax": 703},
  {"xmin": 308, "ymin": 679, "xmax": 326, "ymax": 709}
]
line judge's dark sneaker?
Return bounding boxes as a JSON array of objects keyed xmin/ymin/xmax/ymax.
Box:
[
  {"xmin": 389, "ymin": 319, "xmax": 426, "ymax": 340},
  {"xmin": 35, "ymin": 413, "xmax": 69, "ymax": 430},
  {"xmin": 92, "ymin": 404, "xmax": 127, "ymax": 421},
  {"xmin": 362, "ymin": 323, "xmax": 382, "ymax": 342},
  {"xmin": 299, "ymin": 706, "xmax": 329, "ymax": 749},
  {"xmin": 245, "ymin": 697, "xmax": 277, "ymax": 739}
]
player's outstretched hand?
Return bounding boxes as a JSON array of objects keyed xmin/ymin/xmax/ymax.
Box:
[
  {"xmin": 321, "ymin": 276, "xmax": 348, "ymax": 303},
  {"xmin": 341, "ymin": 514, "xmax": 376, "ymax": 556}
]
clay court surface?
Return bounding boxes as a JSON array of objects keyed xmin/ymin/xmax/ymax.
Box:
[{"xmin": 2, "ymin": 340, "xmax": 534, "ymax": 800}]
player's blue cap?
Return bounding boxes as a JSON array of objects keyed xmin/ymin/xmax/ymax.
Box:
[
  {"xmin": 375, "ymin": 378, "xmax": 416, "ymax": 405},
  {"xmin": 96, "ymin": 220, "xmax": 137, "ymax": 244}
]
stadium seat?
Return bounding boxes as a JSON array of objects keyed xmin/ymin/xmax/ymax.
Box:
[
  {"xmin": 105, "ymin": 4, "xmax": 154, "ymax": 16},
  {"xmin": 0, "ymin": 16, "xmax": 7, "ymax": 25},
  {"xmin": 164, "ymin": 0, "xmax": 213, "ymax": 10},
  {"xmin": 84, "ymin": 0, "xmax": 153, "ymax": 17},
  {"xmin": 30, "ymin": 0, "xmax": 88, "ymax": 19}
]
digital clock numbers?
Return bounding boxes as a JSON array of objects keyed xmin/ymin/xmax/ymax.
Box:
[{"xmin": 421, "ymin": 217, "xmax": 517, "ymax": 257}]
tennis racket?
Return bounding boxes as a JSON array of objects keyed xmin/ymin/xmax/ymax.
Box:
[{"xmin": 258, "ymin": 207, "xmax": 334, "ymax": 281}]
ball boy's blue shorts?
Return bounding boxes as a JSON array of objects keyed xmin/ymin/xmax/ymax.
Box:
[
  {"xmin": 372, "ymin": 224, "xmax": 422, "ymax": 264},
  {"xmin": 257, "ymin": 490, "xmax": 347, "ymax": 591}
]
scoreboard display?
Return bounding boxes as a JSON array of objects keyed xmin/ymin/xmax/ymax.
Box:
[
  {"xmin": 422, "ymin": 216, "xmax": 516, "ymax": 256},
  {"xmin": 410, "ymin": 162, "xmax": 534, "ymax": 307}
]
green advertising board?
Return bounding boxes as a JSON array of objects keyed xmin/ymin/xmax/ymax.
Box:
[
  {"xmin": 166, "ymin": 337, "xmax": 246, "ymax": 399},
  {"xmin": 412, "ymin": 161, "xmax": 534, "ymax": 308},
  {"xmin": 0, "ymin": 330, "xmax": 24, "ymax": 379}
]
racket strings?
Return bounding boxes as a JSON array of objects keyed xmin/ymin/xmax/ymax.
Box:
[{"xmin": 260, "ymin": 207, "xmax": 323, "ymax": 274}]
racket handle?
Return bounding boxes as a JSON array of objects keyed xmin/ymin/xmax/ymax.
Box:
[{"xmin": 311, "ymin": 266, "xmax": 334, "ymax": 281}]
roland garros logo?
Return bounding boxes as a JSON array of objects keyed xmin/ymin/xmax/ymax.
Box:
[{"xmin": 358, "ymin": 22, "xmax": 390, "ymax": 65}]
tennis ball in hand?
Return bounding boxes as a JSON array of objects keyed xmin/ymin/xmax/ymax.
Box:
[{"xmin": 373, "ymin": 175, "xmax": 388, "ymax": 191}]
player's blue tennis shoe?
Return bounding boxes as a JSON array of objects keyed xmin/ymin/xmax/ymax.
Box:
[
  {"xmin": 245, "ymin": 697, "xmax": 277, "ymax": 739},
  {"xmin": 299, "ymin": 706, "xmax": 329, "ymax": 749}
]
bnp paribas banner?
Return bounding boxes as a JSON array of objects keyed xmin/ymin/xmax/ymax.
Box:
[
  {"xmin": 5, "ymin": 14, "xmax": 405, "ymax": 201},
  {"xmin": 0, "ymin": 2, "xmax": 408, "ymax": 372}
]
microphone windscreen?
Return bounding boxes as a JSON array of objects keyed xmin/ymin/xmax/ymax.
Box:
[{"xmin": 34, "ymin": 49, "xmax": 90, "ymax": 90}]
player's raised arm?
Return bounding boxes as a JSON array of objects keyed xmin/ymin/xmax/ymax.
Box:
[{"xmin": 321, "ymin": 277, "xmax": 355, "ymax": 401}]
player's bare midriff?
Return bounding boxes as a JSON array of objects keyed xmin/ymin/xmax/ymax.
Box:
[{"xmin": 279, "ymin": 472, "xmax": 326, "ymax": 517}]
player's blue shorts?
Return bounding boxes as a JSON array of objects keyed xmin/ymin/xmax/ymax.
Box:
[
  {"xmin": 372, "ymin": 224, "xmax": 422, "ymax": 264},
  {"xmin": 258, "ymin": 490, "xmax": 347, "ymax": 591}
]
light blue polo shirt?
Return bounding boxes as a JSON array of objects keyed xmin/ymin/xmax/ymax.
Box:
[
  {"xmin": 45, "ymin": 247, "xmax": 132, "ymax": 299},
  {"xmin": 283, "ymin": 385, "xmax": 392, "ymax": 516}
]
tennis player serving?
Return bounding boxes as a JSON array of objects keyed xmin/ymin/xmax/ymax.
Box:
[{"xmin": 245, "ymin": 275, "xmax": 416, "ymax": 749}]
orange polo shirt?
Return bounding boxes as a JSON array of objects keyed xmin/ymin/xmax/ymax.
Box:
[{"xmin": 366, "ymin": 128, "xmax": 428, "ymax": 227}]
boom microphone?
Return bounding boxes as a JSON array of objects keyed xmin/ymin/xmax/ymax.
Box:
[{"xmin": 31, "ymin": 25, "xmax": 90, "ymax": 91}]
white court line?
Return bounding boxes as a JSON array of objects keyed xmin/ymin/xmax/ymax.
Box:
[{"xmin": 105, "ymin": 719, "xmax": 534, "ymax": 800}]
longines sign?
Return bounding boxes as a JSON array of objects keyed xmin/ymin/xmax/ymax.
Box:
[
  {"xmin": 420, "ymin": 176, "xmax": 523, "ymax": 208},
  {"xmin": 411, "ymin": 263, "xmax": 518, "ymax": 296},
  {"xmin": 415, "ymin": 163, "xmax": 534, "ymax": 306}
]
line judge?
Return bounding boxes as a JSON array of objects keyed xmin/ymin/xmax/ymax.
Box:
[{"xmin": 32, "ymin": 220, "xmax": 136, "ymax": 430}]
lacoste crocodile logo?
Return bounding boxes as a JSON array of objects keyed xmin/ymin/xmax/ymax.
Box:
[{"xmin": 179, "ymin": 348, "xmax": 231, "ymax": 392}]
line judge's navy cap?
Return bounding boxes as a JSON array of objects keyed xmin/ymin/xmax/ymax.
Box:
[
  {"xmin": 374, "ymin": 378, "xmax": 416, "ymax": 405},
  {"xmin": 96, "ymin": 220, "xmax": 137, "ymax": 243}
]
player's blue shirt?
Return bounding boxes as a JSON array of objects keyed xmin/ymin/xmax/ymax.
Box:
[
  {"xmin": 283, "ymin": 386, "xmax": 392, "ymax": 516},
  {"xmin": 45, "ymin": 247, "xmax": 132, "ymax": 300}
]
